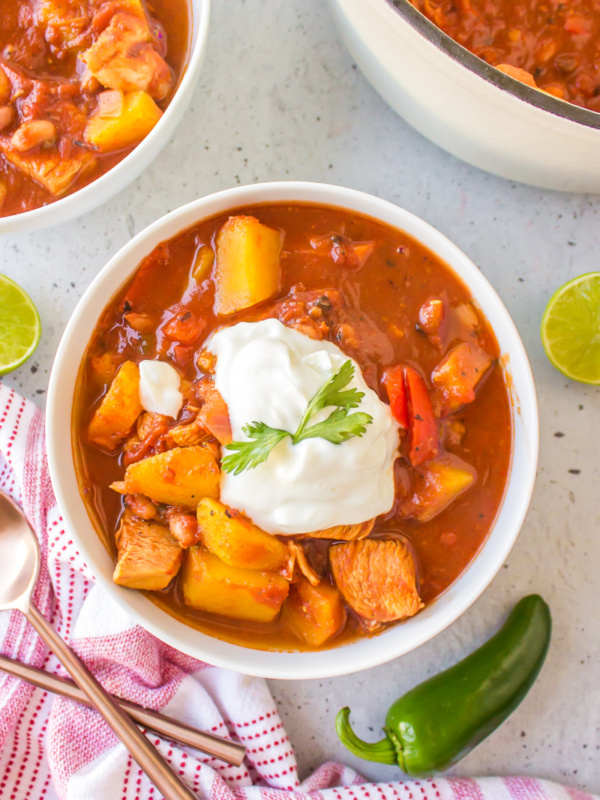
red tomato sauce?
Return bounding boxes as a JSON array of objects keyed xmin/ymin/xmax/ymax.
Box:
[
  {"xmin": 0, "ymin": 0, "xmax": 189, "ymax": 217},
  {"xmin": 407, "ymin": 0, "xmax": 600, "ymax": 110},
  {"xmin": 73, "ymin": 203, "xmax": 513, "ymax": 652}
]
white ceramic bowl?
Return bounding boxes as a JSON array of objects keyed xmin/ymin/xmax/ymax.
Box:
[
  {"xmin": 329, "ymin": 0, "xmax": 600, "ymax": 192},
  {"xmin": 47, "ymin": 181, "xmax": 538, "ymax": 679},
  {"xmin": 0, "ymin": 0, "xmax": 210, "ymax": 235}
]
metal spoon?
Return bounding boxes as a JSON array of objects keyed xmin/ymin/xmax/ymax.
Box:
[{"xmin": 0, "ymin": 490, "xmax": 198, "ymax": 800}]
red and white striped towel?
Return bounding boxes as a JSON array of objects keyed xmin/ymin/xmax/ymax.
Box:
[{"xmin": 0, "ymin": 383, "xmax": 596, "ymax": 800}]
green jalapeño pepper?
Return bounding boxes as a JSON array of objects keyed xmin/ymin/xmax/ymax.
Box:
[{"xmin": 336, "ymin": 594, "xmax": 551, "ymax": 776}]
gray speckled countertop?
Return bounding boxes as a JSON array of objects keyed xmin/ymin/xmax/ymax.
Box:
[{"xmin": 1, "ymin": 0, "xmax": 599, "ymax": 792}]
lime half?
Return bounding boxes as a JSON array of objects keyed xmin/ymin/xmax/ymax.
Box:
[
  {"xmin": 0, "ymin": 275, "xmax": 41, "ymax": 376},
  {"xmin": 541, "ymin": 272, "xmax": 600, "ymax": 384}
]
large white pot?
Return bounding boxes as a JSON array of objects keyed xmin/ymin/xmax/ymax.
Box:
[
  {"xmin": 0, "ymin": 0, "xmax": 210, "ymax": 235},
  {"xmin": 47, "ymin": 181, "xmax": 538, "ymax": 679},
  {"xmin": 329, "ymin": 0, "xmax": 600, "ymax": 192}
]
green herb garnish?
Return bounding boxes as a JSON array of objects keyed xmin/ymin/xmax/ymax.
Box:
[{"xmin": 221, "ymin": 360, "xmax": 373, "ymax": 475}]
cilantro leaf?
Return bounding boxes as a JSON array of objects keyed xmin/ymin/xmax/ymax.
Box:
[
  {"xmin": 220, "ymin": 359, "xmax": 374, "ymax": 475},
  {"xmin": 221, "ymin": 422, "xmax": 290, "ymax": 475},
  {"xmin": 293, "ymin": 360, "xmax": 365, "ymax": 440},
  {"xmin": 294, "ymin": 408, "xmax": 374, "ymax": 444}
]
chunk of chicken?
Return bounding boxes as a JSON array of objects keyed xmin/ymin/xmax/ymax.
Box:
[
  {"xmin": 123, "ymin": 411, "xmax": 170, "ymax": 465},
  {"xmin": 330, "ymin": 539, "xmax": 423, "ymax": 623},
  {"xmin": 302, "ymin": 519, "xmax": 374, "ymax": 541},
  {"xmin": 81, "ymin": 13, "xmax": 172, "ymax": 101},
  {"xmin": 168, "ymin": 417, "xmax": 210, "ymax": 447},
  {"xmin": 113, "ymin": 510, "xmax": 182, "ymax": 590},
  {"xmin": 0, "ymin": 141, "xmax": 96, "ymax": 196},
  {"xmin": 288, "ymin": 541, "xmax": 320, "ymax": 586}
]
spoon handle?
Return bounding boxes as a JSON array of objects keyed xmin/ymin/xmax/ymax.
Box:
[
  {"xmin": 0, "ymin": 654, "xmax": 246, "ymax": 765},
  {"xmin": 26, "ymin": 604, "xmax": 198, "ymax": 800}
]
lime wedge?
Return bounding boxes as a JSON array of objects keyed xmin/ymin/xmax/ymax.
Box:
[
  {"xmin": 541, "ymin": 272, "xmax": 600, "ymax": 384},
  {"xmin": 0, "ymin": 275, "xmax": 41, "ymax": 375}
]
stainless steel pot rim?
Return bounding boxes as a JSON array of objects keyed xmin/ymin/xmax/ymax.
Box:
[{"xmin": 385, "ymin": 0, "xmax": 600, "ymax": 131}]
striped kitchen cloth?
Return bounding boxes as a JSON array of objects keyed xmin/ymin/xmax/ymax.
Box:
[{"xmin": 0, "ymin": 384, "xmax": 596, "ymax": 800}]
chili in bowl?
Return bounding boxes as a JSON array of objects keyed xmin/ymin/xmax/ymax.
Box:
[
  {"xmin": 0, "ymin": 0, "xmax": 209, "ymax": 234},
  {"xmin": 46, "ymin": 182, "xmax": 538, "ymax": 679},
  {"xmin": 329, "ymin": 0, "xmax": 600, "ymax": 192}
]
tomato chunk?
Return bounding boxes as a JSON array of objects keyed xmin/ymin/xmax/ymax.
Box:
[
  {"xmin": 382, "ymin": 365, "xmax": 409, "ymax": 428},
  {"xmin": 432, "ymin": 342, "xmax": 493, "ymax": 416},
  {"xmin": 405, "ymin": 366, "xmax": 439, "ymax": 466},
  {"xmin": 162, "ymin": 306, "xmax": 205, "ymax": 345}
]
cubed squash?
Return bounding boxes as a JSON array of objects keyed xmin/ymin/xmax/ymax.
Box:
[
  {"xmin": 432, "ymin": 342, "xmax": 493, "ymax": 416},
  {"xmin": 120, "ymin": 445, "xmax": 220, "ymax": 509},
  {"xmin": 113, "ymin": 511, "xmax": 182, "ymax": 590},
  {"xmin": 214, "ymin": 215, "xmax": 282, "ymax": 315},
  {"xmin": 85, "ymin": 89, "xmax": 162, "ymax": 153},
  {"xmin": 400, "ymin": 454, "xmax": 476, "ymax": 522},
  {"xmin": 197, "ymin": 498, "xmax": 289, "ymax": 571},
  {"xmin": 182, "ymin": 547, "xmax": 289, "ymax": 622},
  {"xmin": 285, "ymin": 577, "xmax": 346, "ymax": 647},
  {"xmin": 88, "ymin": 361, "xmax": 143, "ymax": 451}
]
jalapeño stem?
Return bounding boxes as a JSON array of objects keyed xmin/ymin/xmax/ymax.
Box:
[{"xmin": 335, "ymin": 707, "xmax": 400, "ymax": 766}]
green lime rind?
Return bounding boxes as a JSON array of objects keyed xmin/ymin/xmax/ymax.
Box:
[
  {"xmin": 0, "ymin": 275, "xmax": 41, "ymax": 376},
  {"xmin": 541, "ymin": 271, "xmax": 600, "ymax": 385}
]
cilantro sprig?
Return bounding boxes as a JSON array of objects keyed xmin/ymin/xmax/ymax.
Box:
[{"xmin": 221, "ymin": 360, "xmax": 373, "ymax": 475}]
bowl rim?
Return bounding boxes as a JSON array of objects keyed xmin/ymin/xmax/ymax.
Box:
[
  {"xmin": 382, "ymin": 0, "xmax": 600, "ymax": 130},
  {"xmin": 0, "ymin": 0, "xmax": 210, "ymax": 233},
  {"xmin": 46, "ymin": 180, "xmax": 539, "ymax": 679}
]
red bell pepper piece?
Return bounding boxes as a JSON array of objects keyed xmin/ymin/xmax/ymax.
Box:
[
  {"xmin": 404, "ymin": 366, "xmax": 439, "ymax": 466},
  {"xmin": 382, "ymin": 366, "xmax": 409, "ymax": 428}
]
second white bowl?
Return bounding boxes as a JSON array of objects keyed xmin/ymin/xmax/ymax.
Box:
[{"xmin": 0, "ymin": 0, "xmax": 210, "ymax": 235}]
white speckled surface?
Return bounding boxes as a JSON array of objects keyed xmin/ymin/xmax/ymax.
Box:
[{"xmin": 1, "ymin": 0, "xmax": 599, "ymax": 791}]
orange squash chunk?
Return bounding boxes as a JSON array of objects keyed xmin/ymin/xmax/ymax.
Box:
[
  {"xmin": 330, "ymin": 539, "xmax": 423, "ymax": 623},
  {"xmin": 286, "ymin": 577, "xmax": 346, "ymax": 647},
  {"xmin": 119, "ymin": 445, "xmax": 220, "ymax": 509},
  {"xmin": 88, "ymin": 361, "xmax": 143, "ymax": 451},
  {"xmin": 197, "ymin": 498, "xmax": 289, "ymax": 571},
  {"xmin": 400, "ymin": 454, "xmax": 476, "ymax": 523},
  {"xmin": 85, "ymin": 89, "xmax": 162, "ymax": 153},
  {"xmin": 182, "ymin": 547, "xmax": 289, "ymax": 622},
  {"xmin": 214, "ymin": 216, "xmax": 282, "ymax": 315},
  {"xmin": 432, "ymin": 342, "xmax": 493, "ymax": 416}
]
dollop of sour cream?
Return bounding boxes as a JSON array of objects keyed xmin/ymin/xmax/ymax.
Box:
[
  {"xmin": 139, "ymin": 360, "xmax": 184, "ymax": 419},
  {"xmin": 207, "ymin": 319, "xmax": 399, "ymax": 535}
]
